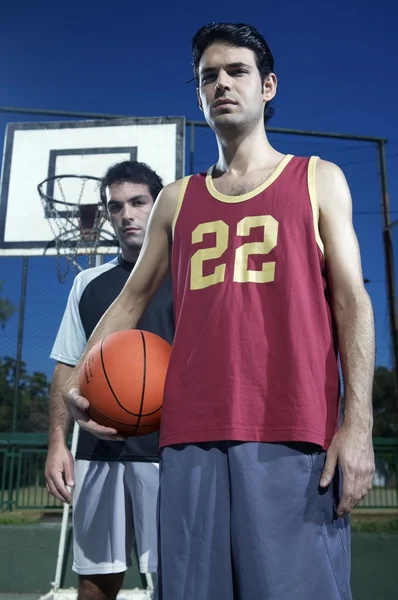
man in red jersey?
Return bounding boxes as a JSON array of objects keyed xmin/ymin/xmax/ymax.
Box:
[{"xmin": 63, "ymin": 22, "xmax": 375, "ymax": 600}]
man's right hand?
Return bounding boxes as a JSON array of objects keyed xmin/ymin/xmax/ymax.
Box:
[
  {"xmin": 45, "ymin": 443, "xmax": 75, "ymax": 504},
  {"xmin": 63, "ymin": 386, "xmax": 127, "ymax": 441}
]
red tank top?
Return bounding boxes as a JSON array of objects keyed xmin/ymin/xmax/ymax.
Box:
[{"xmin": 160, "ymin": 154, "xmax": 340, "ymax": 450}]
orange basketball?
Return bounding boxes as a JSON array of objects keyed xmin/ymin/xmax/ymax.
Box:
[{"xmin": 79, "ymin": 329, "xmax": 171, "ymax": 436}]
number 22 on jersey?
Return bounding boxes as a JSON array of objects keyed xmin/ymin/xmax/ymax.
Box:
[{"xmin": 190, "ymin": 215, "xmax": 279, "ymax": 290}]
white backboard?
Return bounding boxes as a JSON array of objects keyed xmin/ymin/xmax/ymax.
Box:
[{"xmin": 0, "ymin": 117, "xmax": 185, "ymax": 256}]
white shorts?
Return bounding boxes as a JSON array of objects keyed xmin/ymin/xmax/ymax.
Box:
[{"xmin": 72, "ymin": 460, "xmax": 159, "ymax": 575}]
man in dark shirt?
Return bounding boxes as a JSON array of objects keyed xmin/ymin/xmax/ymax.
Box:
[{"xmin": 45, "ymin": 161, "xmax": 173, "ymax": 600}]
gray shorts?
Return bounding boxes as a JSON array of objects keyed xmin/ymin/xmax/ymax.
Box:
[
  {"xmin": 158, "ymin": 442, "xmax": 351, "ymax": 600},
  {"xmin": 73, "ymin": 460, "xmax": 159, "ymax": 575}
]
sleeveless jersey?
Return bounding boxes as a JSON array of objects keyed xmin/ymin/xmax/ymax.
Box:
[{"xmin": 160, "ymin": 154, "xmax": 340, "ymax": 450}]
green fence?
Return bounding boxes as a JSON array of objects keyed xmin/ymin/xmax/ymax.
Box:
[
  {"xmin": 0, "ymin": 434, "xmax": 397, "ymax": 511},
  {"xmin": 0, "ymin": 433, "xmax": 64, "ymax": 511},
  {"xmin": 360, "ymin": 437, "xmax": 398, "ymax": 509}
]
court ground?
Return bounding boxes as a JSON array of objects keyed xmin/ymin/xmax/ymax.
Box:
[{"xmin": 0, "ymin": 532, "xmax": 397, "ymax": 600}]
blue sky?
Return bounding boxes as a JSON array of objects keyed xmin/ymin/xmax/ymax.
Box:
[{"xmin": 0, "ymin": 0, "xmax": 397, "ymax": 378}]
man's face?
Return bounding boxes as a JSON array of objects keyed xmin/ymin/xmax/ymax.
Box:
[
  {"xmin": 197, "ymin": 43, "xmax": 274, "ymax": 133},
  {"xmin": 105, "ymin": 181, "xmax": 154, "ymax": 256}
]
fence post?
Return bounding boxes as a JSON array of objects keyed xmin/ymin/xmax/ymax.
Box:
[
  {"xmin": 6, "ymin": 445, "xmax": 16, "ymax": 511},
  {"xmin": 189, "ymin": 122, "xmax": 195, "ymax": 174},
  {"xmin": 0, "ymin": 450, "xmax": 8, "ymax": 509},
  {"xmin": 395, "ymin": 441, "xmax": 398, "ymax": 500},
  {"xmin": 12, "ymin": 257, "xmax": 29, "ymax": 432}
]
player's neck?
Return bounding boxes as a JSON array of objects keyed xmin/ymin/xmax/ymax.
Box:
[
  {"xmin": 215, "ymin": 124, "xmax": 279, "ymax": 175},
  {"xmin": 120, "ymin": 247, "xmax": 140, "ymax": 263}
]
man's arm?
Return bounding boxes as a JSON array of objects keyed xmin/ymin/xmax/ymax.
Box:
[
  {"xmin": 45, "ymin": 362, "xmax": 75, "ymax": 503},
  {"xmin": 316, "ymin": 159, "xmax": 375, "ymax": 516},
  {"xmin": 63, "ymin": 180, "xmax": 181, "ymax": 437}
]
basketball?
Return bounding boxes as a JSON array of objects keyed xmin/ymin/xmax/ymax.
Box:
[{"xmin": 79, "ymin": 329, "xmax": 172, "ymax": 436}]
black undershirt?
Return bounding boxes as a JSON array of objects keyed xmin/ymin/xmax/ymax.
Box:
[{"xmin": 76, "ymin": 256, "xmax": 174, "ymax": 462}]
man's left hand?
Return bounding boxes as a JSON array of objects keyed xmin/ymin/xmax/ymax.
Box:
[{"xmin": 319, "ymin": 423, "xmax": 375, "ymax": 517}]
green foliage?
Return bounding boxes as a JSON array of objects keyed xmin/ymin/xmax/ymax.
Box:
[
  {"xmin": 0, "ymin": 281, "xmax": 15, "ymax": 329},
  {"xmin": 351, "ymin": 516, "xmax": 398, "ymax": 534},
  {"xmin": 373, "ymin": 366, "xmax": 398, "ymax": 437},
  {"xmin": 0, "ymin": 357, "xmax": 50, "ymax": 433},
  {"xmin": 0, "ymin": 511, "xmax": 42, "ymax": 525}
]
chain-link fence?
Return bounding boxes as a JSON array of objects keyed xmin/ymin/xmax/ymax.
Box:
[{"xmin": 0, "ymin": 107, "xmax": 395, "ymax": 436}]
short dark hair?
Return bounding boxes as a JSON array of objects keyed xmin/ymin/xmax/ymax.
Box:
[
  {"xmin": 99, "ymin": 160, "xmax": 164, "ymax": 207},
  {"xmin": 192, "ymin": 22, "xmax": 275, "ymax": 124}
]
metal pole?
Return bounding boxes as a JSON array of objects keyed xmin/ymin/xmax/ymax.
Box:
[
  {"xmin": 95, "ymin": 255, "xmax": 105, "ymax": 268},
  {"xmin": 185, "ymin": 119, "xmax": 386, "ymax": 143},
  {"xmin": 12, "ymin": 257, "xmax": 28, "ymax": 432},
  {"xmin": 0, "ymin": 105, "xmax": 129, "ymax": 120},
  {"xmin": 1, "ymin": 104, "xmax": 394, "ymax": 384},
  {"xmin": 52, "ymin": 420, "xmax": 79, "ymax": 591},
  {"xmin": 378, "ymin": 141, "xmax": 398, "ymax": 400},
  {"xmin": 190, "ymin": 122, "xmax": 195, "ymax": 174},
  {"xmin": 53, "ymin": 253, "xmax": 104, "ymax": 591},
  {"xmin": 0, "ymin": 106, "xmax": 387, "ymax": 143},
  {"xmin": 53, "ymin": 421, "xmax": 147, "ymax": 596}
]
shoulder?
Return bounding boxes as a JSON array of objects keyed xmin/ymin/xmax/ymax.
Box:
[
  {"xmin": 314, "ymin": 159, "xmax": 352, "ymax": 214},
  {"xmin": 315, "ymin": 158, "xmax": 346, "ymax": 183},
  {"xmin": 153, "ymin": 177, "xmax": 191, "ymax": 229},
  {"xmin": 158, "ymin": 177, "xmax": 189, "ymax": 202},
  {"xmin": 71, "ymin": 259, "xmax": 119, "ymax": 299}
]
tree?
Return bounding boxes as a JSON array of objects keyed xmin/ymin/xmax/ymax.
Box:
[
  {"xmin": 0, "ymin": 357, "xmax": 50, "ymax": 433},
  {"xmin": 0, "ymin": 282, "xmax": 15, "ymax": 329},
  {"xmin": 372, "ymin": 366, "xmax": 398, "ymax": 437}
]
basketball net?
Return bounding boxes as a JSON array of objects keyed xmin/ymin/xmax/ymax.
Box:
[{"xmin": 37, "ymin": 174, "xmax": 117, "ymax": 283}]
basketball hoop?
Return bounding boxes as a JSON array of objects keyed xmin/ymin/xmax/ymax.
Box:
[{"xmin": 37, "ymin": 174, "xmax": 117, "ymax": 283}]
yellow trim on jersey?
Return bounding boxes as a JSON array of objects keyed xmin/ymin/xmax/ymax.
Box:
[
  {"xmin": 172, "ymin": 176, "xmax": 191, "ymax": 237},
  {"xmin": 205, "ymin": 154, "xmax": 294, "ymax": 203},
  {"xmin": 307, "ymin": 156, "xmax": 324, "ymax": 255}
]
